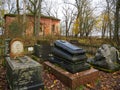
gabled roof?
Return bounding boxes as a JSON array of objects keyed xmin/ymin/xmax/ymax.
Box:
[{"xmin": 4, "ymin": 14, "xmax": 60, "ymax": 21}]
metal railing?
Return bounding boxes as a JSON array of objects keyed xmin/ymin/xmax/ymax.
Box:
[{"xmin": 0, "ymin": 45, "xmax": 5, "ymax": 57}]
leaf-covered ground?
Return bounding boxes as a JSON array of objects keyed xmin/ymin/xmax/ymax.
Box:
[{"xmin": 0, "ymin": 63, "xmax": 120, "ymax": 90}]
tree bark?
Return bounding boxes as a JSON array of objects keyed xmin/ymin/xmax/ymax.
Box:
[
  {"xmin": 16, "ymin": 0, "xmax": 20, "ymax": 22},
  {"xmin": 114, "ymin": 0, "xmax": 120, "ymax": 45},
  {"xmin": 23, "ymin": 0, "xmax": 26, "ymax": 36}
]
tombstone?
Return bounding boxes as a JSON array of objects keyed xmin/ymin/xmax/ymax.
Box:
[
  {"xmin": 4, "ymin": 38, "xmax": 11, "ymax": 56},
  {"xmin": 49, "ymin": 40, "xmax": 90, "ymax": 73},
  {"xmin": 34, "ymin": 40, "xmax": 53, "ymax": 60},
  {"xmin": 87, "ymin": 44, "xmax": 120, "ymax": 72},
  {"xmin": 69, "ymin": 39, "xmax": 80, "ymax": 46},
  {"xmin": 34, "ymin": 44, "xmax": 42, "ymax": 58},
  {"xmin": 5, "ymin": 38, "xmax": 44, "ymax": 90}
]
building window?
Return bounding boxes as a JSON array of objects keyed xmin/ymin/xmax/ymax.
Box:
[
  {"xmin": 52, "ymin": 25, "xmax": 55, "ymax": 33},
  {"xmin": 40, "ymin": 24, "xmax": 44, "ymax": 32}
]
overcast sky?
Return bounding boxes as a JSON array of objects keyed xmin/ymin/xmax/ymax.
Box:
[
  {"xmin": 52, "ymin": 0, "xmax": 104, "ymax": 19},
  {"xmin": 2, "ymin": 0, "xmax": 105, "ymax": 21}
]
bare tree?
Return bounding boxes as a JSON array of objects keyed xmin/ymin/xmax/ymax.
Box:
[
  {"xmin": 102, "ymin": 0, "xmax": 120, "ymax": 44},
  {"xmin": 5, "ymin": 0, "xmax": 16, "ymax": 13},
  {"xmin": 42, "ymin": 0, "xmax": 60, "ymax": 18},
  {"xmin": 37, "ymin": 0, "xmax": 42, "ymax": 36},
  {"xmin": 42, "ymin": 0, "xmax": 53, "ymax": 16},
  {"xmin": 27, "ymin": 0, "xmax": 42, "ymax": 36},
  {"xmin": 74, "ymin": 0, "xmax": 95, "ymax": 37},
  {"xmin": 16, "ymin": 0, "xmax": 20, "ymax": 15},
  {"xmin": 105, "ymin": 0, "xmax": 113, "ymax": 39},
  {"xmin": 101, "ymin": 11, "xmax": 108, "ymax": 38},
  {"xmin": 62, "ymin": 2, "xmax": 76, "ymax": 37}
]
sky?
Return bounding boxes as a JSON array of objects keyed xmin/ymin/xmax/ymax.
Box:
[{"xmin": 48, "ymin": 0, "xmax": 104, "ymax": 19}]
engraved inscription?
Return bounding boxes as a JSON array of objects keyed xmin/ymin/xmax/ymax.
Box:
[{"xmin": 11, "ymin": 41, "xmax": 24, "ymax": 55}]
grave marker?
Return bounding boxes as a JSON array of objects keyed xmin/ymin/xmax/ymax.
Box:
[
  {"xmin": 49, "ymin": 40, "xmax": 90, "ymax": 73},
  {"xmin": 5, "ymin": 38, "xmax": 44, "ymax": 90}
]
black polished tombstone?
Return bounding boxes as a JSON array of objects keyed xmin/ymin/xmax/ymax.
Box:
[
  {"xmin": 49, "ymin": 40, "xmax": 90, "ymax": 73},
  {"xmin": 34, "ymin": 44, "xmax": 42, "ymax": 58},
  {"xmin": 34, "ymin": 40, "xmax": 53, "ymax": 60}
]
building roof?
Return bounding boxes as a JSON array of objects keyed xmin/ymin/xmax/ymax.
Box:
[{"xmin": 4, "ymin": 14, "xmax": 60, "ymax": 21}]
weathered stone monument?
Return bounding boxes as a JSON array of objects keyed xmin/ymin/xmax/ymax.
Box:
[
  {"xmin": 49, "ymin": 40, "xmax": 90, "ymax": 73},
  {"xmin": 87, "ymin": 44, "xmax": 120, "ymax": 72},
  {"xmin": 5, "ymin": 38, "xmax": 44, "ymax": 90}
]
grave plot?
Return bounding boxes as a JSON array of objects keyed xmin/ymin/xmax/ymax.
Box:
[
  {"xmin": 44, "ymin": 61, "xmax": 99, "ymax": 89},
  {"xmin": 45, "ymin": 40, "xmax": 99, "ymax": 89},
  {"xmin": 1, "ymin": 61, "xmax": 120, "ymax": 90},
  {"xmin": 5, "ymin": 38, "xmax": 44, "ymax": 90},
  {"xmin": 0, "ymin": 39, "xmax": 120, "ymax": 90}
]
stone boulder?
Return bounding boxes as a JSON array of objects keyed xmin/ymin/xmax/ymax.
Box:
[{"xmin": 87, "ymin": 44, "xmax": 120, "ymax": 72}]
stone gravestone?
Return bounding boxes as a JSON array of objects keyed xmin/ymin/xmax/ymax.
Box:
[
  {"xmin": 34, "ymin": 40, "xmax": 53, "ymax": 60},
  {"xmin": 4, "ymin": 38, "xmax": 11, "ymax": 56},
  {"xmin": 69, "ymin": 39, "xmax": 80, "ymax": 46},
  {"xmin": 5, "ymin": 38, "xmax": 44, "ymax": 90},
  {"xmin": 49, "ymin": 40, "xmax": 90, "ymax": 73},
  {"xmin": 10, "ymin": 38, "xmax": 24, "ymax": 58},
  {"xmin": 87, "ymin": 44, "xmax": 120, "ymax": 72}
]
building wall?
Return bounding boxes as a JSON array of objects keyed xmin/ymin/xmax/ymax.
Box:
[{"xmin": 5, "ymin": 15, "xmax": 60, "ymax": 37}]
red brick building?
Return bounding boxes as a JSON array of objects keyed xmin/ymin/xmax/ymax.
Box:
[{"xmin": 4, "ymin": 14, "xmax": 60, "ymax": 37}]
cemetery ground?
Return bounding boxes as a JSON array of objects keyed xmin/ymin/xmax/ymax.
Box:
[
  {"xmin": 0, "ymin": 56, "xmax": 120, "ymax": 90},
  {"xmin": 0, "ymin": 37, "xmax": 120, "ymax": 90}
]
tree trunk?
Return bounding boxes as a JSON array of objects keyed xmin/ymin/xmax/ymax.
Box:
[
  {"xmin": 16, "ymin": 0, "xmax": 20, "ymax": 22},
  {"xmin": 23, "ymin": 0, "xmax": 26, "ymax": 36},
  {"xmin": 114, "ymin": 0, "xmax": 120, "ymax": 45},
  {"xmin": 33, "ymin": 0, "xmax": 37, "ymax": 36},
  {"xmin": 37, "ymin": 0, "xmax": 42, "ymax": 36}
]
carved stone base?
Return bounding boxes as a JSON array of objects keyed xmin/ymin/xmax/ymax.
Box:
[
  {"xmin": 6, "ymin": 56, "xmax": 44, "ymax": 90},
  {"xmin": 49, "ymin": 57, "xmax": 90, "ymax": 73}
]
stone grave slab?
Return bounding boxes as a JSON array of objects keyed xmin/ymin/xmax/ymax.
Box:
[
  {"xmin": 6, "ymin": 56, "xmax": 44, "ymax": 90},
  {"xmin": 44, "ymin": 61, "xmax": 99, "ymax": 89}
]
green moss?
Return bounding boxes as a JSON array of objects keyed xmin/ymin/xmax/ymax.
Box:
[
  {"xmin": 92, "ymin": 65, "xmax": 120, "ymax": 73},
  {"xmin": 30, "ymin": 55, "xmax": 40, "ymax": 61},
  {"xmin": 76, "ymin": 85, "xmax": 84, "ymax": 90},
  {"xmin": 1, "ymin": 57, "xmax": 6, "ymax": 67}
]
